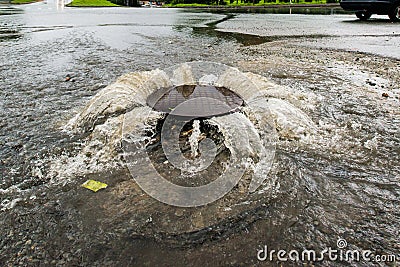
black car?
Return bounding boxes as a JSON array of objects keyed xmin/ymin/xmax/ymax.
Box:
[{"xmin": 340, "ymin": 0, "xmax": 400, "ymax": 21}]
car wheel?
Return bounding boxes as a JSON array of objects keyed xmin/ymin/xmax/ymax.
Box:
[
  {"xmin": 388, "ymin": 2, "xmax": 400, "ymax": 22},
  {"xmin": 356, "ymin": 11, "xmax": 372, "ymax": 20}
]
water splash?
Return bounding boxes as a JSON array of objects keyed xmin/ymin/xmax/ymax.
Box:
[
  {"xmin": 189, "ymin": 120, "xmax": 201, "ymax": 158},
  {"xmin": 53, "ymin": 62, "xmax": 316, "ymax": 198}
]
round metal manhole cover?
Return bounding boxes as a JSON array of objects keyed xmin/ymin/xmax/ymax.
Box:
[{"xmin": 146, "ymin": 85, "xmax": 244, "ymax": 118}]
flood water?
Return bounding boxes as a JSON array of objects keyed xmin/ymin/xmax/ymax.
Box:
[
  {"xmin": 0, "ymin": 2, "xmax": 399, "ymax": 266},
  {"xmin": 0, "ymin": 4, "xmax": 235, "ymax": 190}
]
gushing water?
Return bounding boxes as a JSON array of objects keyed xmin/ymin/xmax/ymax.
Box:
[
  {"xmin": 189, "ymin": 120, "xmax": 201, "ymax": 158},
  {"xmin": 55, "ymin": 62, "xmax": 316, "ymax": 192}
]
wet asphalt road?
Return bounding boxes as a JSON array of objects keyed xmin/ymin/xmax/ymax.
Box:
[{"xmin": 216, "ymin": 13, "xmax": 400, "ymax": 59}]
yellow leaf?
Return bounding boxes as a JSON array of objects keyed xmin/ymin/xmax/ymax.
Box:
[{"xmin": 81, "ymin": 179, "xmax": 108, "ymax": 192}]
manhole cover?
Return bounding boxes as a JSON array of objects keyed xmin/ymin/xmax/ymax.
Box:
[{"xmin": 147, "ymin": 85, "xmax": 244, "ymax": 118}]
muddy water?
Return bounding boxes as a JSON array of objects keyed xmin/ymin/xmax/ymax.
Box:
[{"xmin": 0, "ymin": 3, "xmax": 399, "ymax": 267}]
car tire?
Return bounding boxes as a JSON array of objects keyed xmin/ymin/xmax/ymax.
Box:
[
  {"xmin": 388, "ymin": 2, "xmax": 400, "ymax": 22},
  {"xmin": 356, "ymin": 11, "xmax": 372, "ymax": 20}
]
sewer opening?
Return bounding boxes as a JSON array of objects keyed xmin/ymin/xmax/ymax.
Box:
[
  {"xmin": 146, "ymin": 118, "xmax": 230, "ymax": 187},
  {"xmin": 146, "ymin": 85, "xmax": 245, "ymax": 118}
]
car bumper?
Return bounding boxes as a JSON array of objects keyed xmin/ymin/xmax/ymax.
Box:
[{"xmin": 340, "ymin": 0, "xmax": 393, "ymax": 13}]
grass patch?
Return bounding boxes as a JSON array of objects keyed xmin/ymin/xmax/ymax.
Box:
[
  {"xmin": 67, "ymin": 0, "xmax": 119, "ymax": 7},
  {"xmin": 11, "ymin": 0, "xmax": 42, "ymax": 4}
]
